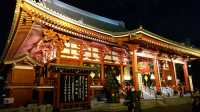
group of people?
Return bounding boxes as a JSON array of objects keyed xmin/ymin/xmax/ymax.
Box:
[
  {"xmin": 120, "ymin": 83, "xmax": 141, "ymax": 112},
  {"xmin": 120, "ymin": 83, "xmax": 200, "ymax": 112},
  {"xmin": 163, "ymin": 84, "xmax": 184, "ymax": 97}
]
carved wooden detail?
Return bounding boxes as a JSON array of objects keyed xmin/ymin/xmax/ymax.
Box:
[{"xmin": 43, "ymin": 29, "xmax": 70, "ymax": 51}]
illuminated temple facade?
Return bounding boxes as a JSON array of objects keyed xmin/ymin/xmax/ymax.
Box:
[{"xmin": 3, "ymin": 0, "xmax": 200, "ymax": 109}]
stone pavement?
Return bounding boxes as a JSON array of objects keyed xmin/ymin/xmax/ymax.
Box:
[
  {"xmin": 0, "ymin": 96, "xmax": 192, "ymax": 112},
  {"xmin": 63, "ymin": 96, "xmax": 192, "ymax": 112},
  {"xmin": 141, "ymin": 96, "xmax": 192, "ymax": 112}
]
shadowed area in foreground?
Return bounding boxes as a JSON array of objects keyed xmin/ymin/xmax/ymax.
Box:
[{"xmin": 63, "ymin": 96, "xmax": 192, "ymax": 112}]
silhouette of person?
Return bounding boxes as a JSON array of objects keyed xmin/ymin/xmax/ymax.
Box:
[{"xmin": 125, "ymin": 83, "xmax": 134, "ymax": 112}]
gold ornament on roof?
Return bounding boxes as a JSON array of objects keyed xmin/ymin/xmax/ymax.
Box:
[{"xmin": 42, "ymin": 29, "xmax": 70, "ymax": 50}]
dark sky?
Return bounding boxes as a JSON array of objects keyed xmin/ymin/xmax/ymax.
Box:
[
  {"xmin": 0, "ymin": 0, "xmax": 16, "ymax": 59},
  {"xmin": 62, "ymin": 0, "xmax": 200, "ymax": 47},
  {"xmin": 1, "ymin": 0, "xmax": 200, "ymax": 58}
]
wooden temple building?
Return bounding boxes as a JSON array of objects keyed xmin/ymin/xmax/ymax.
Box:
[{"xmin": 2, "ymin": 0, "xmax": 200, "ymax": 109}]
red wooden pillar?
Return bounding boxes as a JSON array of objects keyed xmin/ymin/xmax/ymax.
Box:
[
  {"xmin": 132, "ymin": 50, "xmax": 138, "ymax": 90},
  {"xmin": 38, "ymin": 77, "xmax": 44, "ymax": 105},
  {"xmin": 80, "ymin": 42, "xmax": 84, "ymax": 66},
  {"xmin": 120, "ymin": 65, "xmax": 124, "ymax": 83},
  {"xmin": 128, "ymin": 45, "xmax": 139, "ymax": 91},
  {"xmin": 56, "ymin": 48, "xmax": 61, "ymax": 64},
  {"xmin": 183, "ymin": 62, "xmax": 190, "ymax": 91},
  {"xmin": 100, "ymin": 48, "xmax": 105, "ymax": 83},
  {"xmin": 169, "ymin": 61, "xmax": 176, "ymax": 87},
  {"xmin": 56, "ymin": 73, "xmax": 60, "ymax": 109},
  {"xmin": 153, "ymin": 59, "xmax": 160, "ymax": 91},
  {"xmin": 162, "ymin": 67, "xmax": 166, "ymax": 81},
  {"xmin": 119, "ymin": 49, "xmax": 124, "ymax": 83},
  {"xmin": 53, "ymin": 78, "xmax": 57, "ymax": 108},
  {"xmin": 100, "ymin": 63, "xmax": 104, "ymax": 82}
]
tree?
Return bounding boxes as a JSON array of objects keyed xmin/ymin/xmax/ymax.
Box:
[{"xmin": 104, "ymin": 65, "xmax": 120, "ymax": 103}]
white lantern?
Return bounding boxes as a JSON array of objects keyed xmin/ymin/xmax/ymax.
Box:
[
  {"xmin": 90, "ymin": 72, "xmax": 95, "ymax": 79},
  {"xmin": 167, "ymin": 75, "xmax": 172, "ymax": 81},
  {"xmin": 116, "ymin": 75, "xmax": 120, "ymax": 82},
  {"xmin": 150, "ymin": 73, "xmax": 155, "ymax": 80},
  {"xmin": 124, "ymin": 75, "xmax": 131, "ymax": 80}
]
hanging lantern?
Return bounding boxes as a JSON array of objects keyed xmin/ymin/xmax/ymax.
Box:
[
  {"xmin": 167, "ymin": 75, "xmax": 172, "ymax": 80},
  {"xmin": 90, "ymin": 71, "xmax": 95, "ymax": 79},
  {"xmin": 144, "ymin": 75, "xmax": 148, "ymax": 81},
  {"xmin": 116, "ymin": 75, "xmax": 120, "ymax": 82},
  {"xmin": 150, "ymin": 73, "xmax": 155, "ymax": 80},
  {"xmin": 124, "ymin": 75, "xmax": 131, "ymax": 80}
]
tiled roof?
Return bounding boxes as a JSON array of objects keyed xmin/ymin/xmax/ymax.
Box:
[{"xmin": 42, "ymin": 0, "xmax": 127, "ymax": 32}]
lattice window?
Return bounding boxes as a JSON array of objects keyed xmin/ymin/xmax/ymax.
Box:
[
  {"xmin": 83, "ymin": 46, "xmax": 100, "ymax": 62},
  {"xmin": 104, "ymin": 50, "xmax": 120, "ymax": 64},
  {"xmin": 61, "ymin": 42, "xmax": 80, "ymax": 59}
]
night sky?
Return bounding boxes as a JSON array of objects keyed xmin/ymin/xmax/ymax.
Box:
[
  {"xmin": 1, "ymin": 0, "xmax": 200, "ymax": 57},
  {"xmin": 62, "ymin": 0, "xmax": 200, "ymax": 47}
]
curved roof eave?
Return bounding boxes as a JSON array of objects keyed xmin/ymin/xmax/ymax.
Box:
[
  {"xmin": 1, "ymin": 0, "xmax": 22, "ymax": 60},
  {"xmin": 11, "ymin": 0, "xmax": 200, "ymax": 58},
  {"xmin": 24, "ymin": 0, "xmax": 138, "ymax": 37},
  {"xmin": 25, "ymin": 0, "xmax": 126, "ymax": 37},
  {"xmin": 129, "ymin": 28, "xmax": 200, "ymax": 57}
]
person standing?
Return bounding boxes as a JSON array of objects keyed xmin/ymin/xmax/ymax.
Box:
[
  {"xmin": 134, "ymin": 90, "xmax": 142, "ymax": 112},
  {"xmin": 125, "ymin": 84, "xmax": 134, "ymax": 112},
  {"xmin": 178, "ymin": 84, "xmax": 184, "ymax": 97}
]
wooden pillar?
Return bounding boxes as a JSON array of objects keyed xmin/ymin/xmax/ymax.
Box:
[
  {"xmin": 128, "ymin": 45, "xmax": 139, "ymax": 91},
  {"xmin": 38, "ymin": 77, "xmax": 44, "ymax": 104},
  {"xmin": 53, "ymin": 82, "xmax": 56, "ymax": 108},
  {"xmin": 172, "ymin": 62, "xmax": 177, "ymax": 86},
  {"xmin": 56, "ymin": 73, "xmax": 60, "ymax": 109},
  {"xmin": 132, "ymin": 49, "xmax": 138, "ymax": 90},
  {"xmin": 153, "ymin": 58, "xmax": 160, "ymax": 91},
  {"xmin": 183, "ymin": 62, "xmax": 190, "ymax": 91},
  {"xmin": 100, "ymin": 48, "xmax": 105, "ymax": 83},
  {"xmin": 120, "ymin": 65, "xmax": 124, "ymax": 83},
  {"xmin": 80, "ymin": 43, "xmax": 84, "ymax": 66},
  {"xmin": 161, "ymin": 66, "xmax": 166, "ymax": 81},
  {"xmin": 119, "ymin": 48, "xmax": 124, "ymax": 83},
  {"xmin": 100, "ymin": 63, "xmax": 104, "ymax": 82},
  {"xmin": 56, "ymin": 48, "xmax": 61, "ymax": 64},
  {"xmin": 169, "ymin": 61, "xmax": 177, "ymax": 87}
]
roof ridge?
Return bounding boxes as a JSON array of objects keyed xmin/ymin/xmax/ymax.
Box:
[{"xmin": 43, "ymin": 0, "xmax": 124, "ymax": 27}]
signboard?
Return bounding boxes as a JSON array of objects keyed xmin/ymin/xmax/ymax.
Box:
[{"xmin": 60, "ymin": 75, "xmax": 88, "ymax": 103}]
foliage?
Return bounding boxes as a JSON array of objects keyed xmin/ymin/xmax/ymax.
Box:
[
  {"xmin": 83, "ymin": 63, "xmax": 100, "ymax": 75},
  {"xmin": 104, "ymin": 65, "xmax": 120, "ymax": 103}
]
